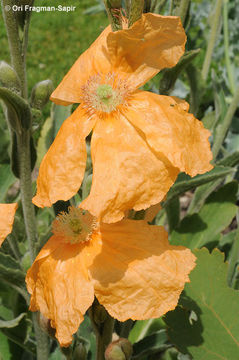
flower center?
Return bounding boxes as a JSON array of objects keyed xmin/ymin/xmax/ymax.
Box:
[
  {"xmin": 52, "ymin": 207, "xmax": 96, "ymax": 244},
  {"xmin": 96, "ymin": 84, "xmax": 113, "ymax": 103},
  {"xmin": 81, "ymin": 73, "xmax": 130, "ymax": 114}
]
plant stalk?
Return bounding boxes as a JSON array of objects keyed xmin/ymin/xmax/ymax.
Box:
[
  {"xmin": 129, "ymin": 0, "xmax": 144, "ymax": 26},
  {"xmin": 176, "ymin": 0, "xmax": 190, "ymax": 26},
  {"xmin": 2, "ymin": 1, "xmax": 49, "ymax": 358},
  {"xmin": 223, "ymin": 0, "xmax": 235, "ymax": 94},
  {"xmin": 202, "ymin": 0, "xmax": 223, "ymax": 81},
  {"xmin": 212, "ymin": 86, "xmax": 239, "ymax": 159},
  {"xmin": 1, "ymin": 0, "xmax": 27, "ymax": 98}
]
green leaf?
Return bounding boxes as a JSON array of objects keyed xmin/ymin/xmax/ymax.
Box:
[
  {"xmin": 132, "ymin": 330, "xmax": 170, "ymax": 359},
  {"xmin": 170, "ymin": 182, "xmax": 238, "ymax": 249},
  {"xmin": 0, "ymin": 332, "xmax": 11, "ymax": 360},
  {"xmin": 165, "ymin": 249, "xmax": 239, "ymax": 359},
  {"xmin": 0, "ymin": 87, "xmax": 31, "ymax": 130},
  {"xmin": 217, "ymin": 151, "xmax": 239, "ymax": 167},
  {"xmin": 0, "ymin": 164, "xmax": 15, "ymax": 201},
  {"xmin": 0, "ymin": 313, "xmax": 26, "ymax": 329},
  {"xmin": 159, "ymin": 49, "xmax": 201, "ymax": 95},
  {"xmin": 52, "ymin": 104, "xmax": 72, "ymax": 138},
  {"xmin": 0, "ymin": 252, "xmax": 25, "ymax": 283},
  {"xmin": 227, "ymin": 228, "xmax": 239, "ymax": 288},
  {"xmin": 164, "ymin": 166, "xmax": 235, "ymax": 206},
  {"xmin": 129, "ymin": 318, "xmax": 165, "ymax": 344}
]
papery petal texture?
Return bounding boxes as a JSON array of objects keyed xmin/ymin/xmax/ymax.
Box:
[
  {"xmin": 81, "ymin": 112, "xmax": 178, "ymax": 223},
  {"xmin": 51, "ymin": 14, "xmax": 186, "ymax": 106},
  {"xmin": 32, "ymin": 106, "xmax": 96, "ymax": 208},
  {"xmin": 26, "ymin": 234, "xmax": 102, "ymax": 347},
  {"xmin": 0, "ymin": 203, "xmax": 17, "ymax": 246},
  {"xmin": 90, "ymin": 220, "xmax": 196, "ymax": 320},
  {"xmin": 26, "ymin": 210, "xmax": 196, "ymax": 347},
  {"xmin": 50, "ymin": 26, "xmax": 112, "ymax": 105},
  {"xmin": 107, "ymin": 13, "xmax": 186, "ymax": 89},
  {"xmin": 126, "ymin": 91, "xmax": 213, "ymax": 177}
]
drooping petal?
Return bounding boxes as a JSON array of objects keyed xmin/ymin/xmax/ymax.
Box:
[
  {"xmin": 26, "ymin": 234, "xmax": 102, "ymax": 347},
  {"xmin": 0, "ymin": 203, "xmax": 18, "ymax": 246},
  {"xmin": 90, "ymin": 220, "xmax": 196, "ymax": 321},
  {"xmin": 144, "ymin": 203, "xmax": 162, "ymax": 222},
  {"xmin": 80, "ymin": 112, "xmax": 179, "ymax": 223},
  {"xmin": 33, "ymin": 105, "xmax": 96, "ymax": 208},
  {"xmin": 50, "ymin": 26, "xmax": 112, "ymax": 105},
  {"xmin": 107, "ymin": 13, "xmax": 186, "ymax": 89},
  {"xmin": 126, "ymin": 91, "xmax": 213, "ymax": 177}
]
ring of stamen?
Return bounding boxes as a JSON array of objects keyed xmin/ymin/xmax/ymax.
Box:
[
  {"xmin": 81, "ymin": 72, "xmax": 130, "ymax": 115},
  {"xmin": 52, "ymin": 207, "xmax": 97, "ymax": 244}
]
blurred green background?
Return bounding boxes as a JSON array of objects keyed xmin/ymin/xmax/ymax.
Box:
[{"xmin": 0, "ymin": 0, "xmax": 108, "ymax": 93}]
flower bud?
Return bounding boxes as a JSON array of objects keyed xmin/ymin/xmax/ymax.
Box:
[
  {"xmin": 0, "ymin": 61, "xmax": 21, "ymax": 94},
  {"xmin": 105, "ymin": 338, "xmax": 133, "ymax": 360},
  {"xmin": 73, "ymin": 342, "xmax": 87, "ymax": 360},
  {"xmin": 30, "ymin": 80, "xmax": 54, "ymax": 110}
]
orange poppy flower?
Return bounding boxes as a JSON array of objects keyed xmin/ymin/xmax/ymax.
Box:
[
  {"xmin": 0, "ymin": 203, "xmax": 18, "ymax": 246},
  {"xmin": 32, "ymin": 13, "xmax": 213, "ymax": 223},
  {"xmin": 26, "ymin": 207, "xmax": 196, "ymax": 347}
]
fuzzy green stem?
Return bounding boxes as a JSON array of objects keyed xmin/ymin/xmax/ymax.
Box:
[
  {"xmin": 7, "ymin": 234, "xmax": 21, "ymax": 262},
  {"xmin": 16, "ymin": 130, "xmax": 49, "ymax": 359},
  {"xmin": 156, "ymin": 0, "xmax": 168, "ymax": 13},
  {"xmin": 202, "ymin": 0, "xmax": 223, "ymax": 81},
  {"xmin": 2, "ymin": 1, "xmax": 49, "ymax": 356},
  {"xmin": 96, "ymin": 316, "xmax": 115, "ymax": 360},
  {"xmin": 223, "ymin": 0, "xmax": 235, "ymax": 94},
  {"xmin": 169, "ymin": 0, "xmax": 174, "ymax": 15},
  {"xmin": 89, "ymin": 304, "xmax": 115, "ymax": 360},
  {"xmin": 175, "ymin": 0, "xmax": 190, "ymax": 26},
  {"xmin": 212, "ymin": 86, "xmax": 239, "ymax": 159},
  {"xmin": 104, "ymin": 0, "xmax": 122, "ymax": 31},
  {"xmin": 16, "ymin": 130, "xmax": 36, "ymax": 262},
  {"xmin": 129, "ymin": 0, "xmax": 144, "ymax": 27},
  {"xmin": 125, "ymin": 0, "xmax": 131, "ymax": 17},
  {"xmin": 1, "ymin": 0, "xmax": 27, "ymax": 98},
  {"xmin": 120, "ymin": 320, "xmax": 134, "ymax": 338}
]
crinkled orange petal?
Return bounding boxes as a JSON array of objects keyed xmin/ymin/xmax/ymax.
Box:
[
  {"xmin": 50, "ymin": 26, "xmax": 112, "ymax": 105},
  {"xmin": 0, "ymin": 203, "xmax": 17, "ymax": 246},
  {"xmin": 90, "ymin": 220, "xmax": 196, "ymax": 321},
  {"xmin": 26, "ymin": 234, "xmax": 102, "ymax": 347},
  {"xmin": 144, "ymin": 203, "xmax": 162, "ymax": 222},
  {"xmin": 107, "ymin": 13, "xmax": 186, "ymax": 89},
  {"xmin": 80, "ymin": 112, "xmax": 179, "ymax": 223},
  {"xmin": 126, "ymin": 91, "xmax": 213, "ymax": 177},
  {"xmin": 33, "ymin": 105, "xmax": 96, "ymax": 208}
]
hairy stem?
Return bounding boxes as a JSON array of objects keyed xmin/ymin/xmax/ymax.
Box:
[
  {"xmin": 176, "ymin": 0, "xmax": 190, "ymax": 25},
  {"xmin": 96, "ymin": 316, "xmax": 115, "ymax": 360},
  {"xmin": 212, "ymin": 86, "xmax": 239, "ymax": 159},
  {"xmin": 129, "ymin": 0, "xmax": 144, "ymax": 26},
  {"xmin": 1, "ymin": 0, "xmax": 27, "ymax": 97},
  {"xmin": 202, "ymin": 0, "xmax": 223, "ymax": 80},
  {"xmin": 223, "ymin": 0, "xmax": 235, "ymax": 94},
  {"xmin": 89, "ymin": 304, "xmax": 115, "ymax": 360},
  {"xmin": 2, "ymin": 1, "xmax": 49, "ymax": 358},
  {"xmin": 16, "ymin": 130, "xmax": 36, "ymax": 261}
]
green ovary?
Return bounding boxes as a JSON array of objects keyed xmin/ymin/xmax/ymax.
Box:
[{"xmin": 96, "ymin": 84, "xmax": 113, "ymax": 104}]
